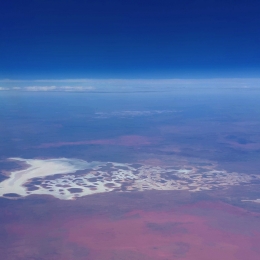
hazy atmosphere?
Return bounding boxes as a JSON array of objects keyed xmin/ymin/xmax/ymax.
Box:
[{"xmin": 1, "ymin": 1, "xmax": 260, "ymax": 260}]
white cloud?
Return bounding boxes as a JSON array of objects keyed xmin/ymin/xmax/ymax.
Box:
[
  {"xmin": 0, "ymin": 78, "xmax": 260, "ymax": 92},
  {"xmin": 95, "ymin": 110, "xmax": 177, "ymax": 118},
  {"xmin": 0, "ymin": 85, "xmax": 96, "ymax": 92},
  {"xmin": 24, "ymin": 86, "xmax": 57, "ymax": 91},
  {"xmin": 59, "ymin": 86, "xmax": 95, "ymax": 91}
]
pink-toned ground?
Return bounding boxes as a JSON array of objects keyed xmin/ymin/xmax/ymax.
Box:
[
  {"xmin": 1, "ymin": 192, "xmax": 260, "ymax": 260},
  {"xmin": 63, "ymin": 207, "xmax": 260, "ymax": 260},
  {"xmin": 37, "ymin": 135, "xmax": 153, "ymax": 148}
]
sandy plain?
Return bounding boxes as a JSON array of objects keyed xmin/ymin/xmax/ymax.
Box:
[{"xmin": 1, "ymin": 191, "xmax": 260, "ymax": 260}]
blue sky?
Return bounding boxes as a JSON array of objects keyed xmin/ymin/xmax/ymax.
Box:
[{"xmin": 1, "ymin": 0, "xmax": 260, "ymax": 79}]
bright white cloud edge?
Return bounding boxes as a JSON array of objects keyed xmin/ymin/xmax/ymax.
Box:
[{"xmin": 0, "ymin": 78, "xmax": 260, "ymax": 92}]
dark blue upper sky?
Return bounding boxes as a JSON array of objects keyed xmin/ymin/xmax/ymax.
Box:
[{"xmin": 1, "ymin": 0, "xmax": 260, "ymax": 79}]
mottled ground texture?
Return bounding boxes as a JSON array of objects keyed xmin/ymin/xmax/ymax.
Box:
[
  {"xmin": 1, "ymin": 157, "xmax": 260, "ymax": 200},
  {"xmin": 1, "ymin": 192, "xmax": 260, "ymax": 260},
  {"xmin": 1, "ymin": 91, "xmax": 260, "ymax": 259}
]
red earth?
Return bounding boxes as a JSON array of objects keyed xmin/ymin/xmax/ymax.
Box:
[
  {"xmin": 37, "ymin": 135, "xmax": 153, "ymax": 148},
  {"xmin": 1, "ymin": 192, "xmax": 260, "ymax": 260}
]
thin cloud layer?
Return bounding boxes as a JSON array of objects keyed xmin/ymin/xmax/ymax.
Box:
[
  {"xmin": 0, "ymin": 85, "xmax": 95, "ymax": 92},
  {"xmin": 0, "ymin": 78, "xmax": 260, "ymax": 92},
  {"xmin": 95, "ymin": 110, "xmax": 177, "ymax": 118}
]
